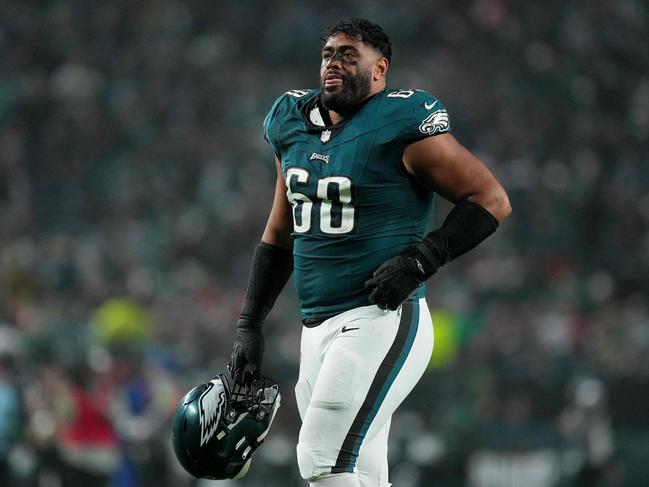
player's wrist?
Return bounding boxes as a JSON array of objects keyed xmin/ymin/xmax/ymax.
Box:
[
  {"xmin": 410, "ymin": 234, "xmax": 446, "ymax": 281},
  {"xmin": 238, "ymin": 300, "xmax": 266, "ymax": 330},
  {"xmin": 415, "ymin": 199, "xmax": 499, "ymax": 279},
  {"xmin": 236, "ymin": 316, "xmax": 263, "ymax": 331}
]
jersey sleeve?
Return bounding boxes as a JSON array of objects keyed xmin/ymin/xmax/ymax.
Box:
[
  {"xmin": 262, "ymin": 94, "xmax": 288, "ymax": 159},
  {"xmin": 396, "ymin": 90, "xmax": 451, "ymax": 144}
]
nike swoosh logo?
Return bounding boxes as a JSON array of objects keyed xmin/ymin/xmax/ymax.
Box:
[
  {"xmin": 424, "ymin": 101, "xmax": 438, "ymax": 110},
  {"xmin": 341, "ymin": 326, "xmax": 359, "ymax": 333}
]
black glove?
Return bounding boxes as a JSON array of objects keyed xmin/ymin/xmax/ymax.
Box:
[
  {"xmin": 366, "ymin": 200, "xmax": 500, "ymax": 311},
  {"xmin": 229, "ymin": 320, "xmax": 264, "ymax": 385},
  {"xmin": 365, "ymin": 247, "xmax": 440, "ymax": 311}
]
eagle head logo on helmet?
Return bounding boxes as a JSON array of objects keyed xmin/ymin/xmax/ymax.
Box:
[{"xmin": 171, "ymin": 374, "xmax": 281, "ymax": 480}]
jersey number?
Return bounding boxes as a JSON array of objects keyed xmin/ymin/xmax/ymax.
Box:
[
  {"xmin": 286, "ymin": 168, "xmax": 355, "ymax": 234},
  {"xmin": 387, "ymin": 90, "xmax": 415, "ymax": 98}
]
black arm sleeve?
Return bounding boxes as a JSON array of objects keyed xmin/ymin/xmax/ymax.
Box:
[
  {"xmin": 238, "ymin": 242, "xmax": 293, "ymax": 328},
  {"xmin": 415, "ymin": 199, "xmax": 499, "ymax": 275}
]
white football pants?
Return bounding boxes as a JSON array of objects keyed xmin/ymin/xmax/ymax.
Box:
[{"xmin": 295, "ymin": 298, "xmax": 434, "ymax": 486}]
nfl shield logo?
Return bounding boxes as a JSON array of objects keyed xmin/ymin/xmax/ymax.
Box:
[{"xmin": 320, "ymin": 130, "xmax": 331, "ymax": 143}]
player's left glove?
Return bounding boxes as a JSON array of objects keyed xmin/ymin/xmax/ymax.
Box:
[
  {"xmin": 365, "ymin": 241, "xmax": 444, "ymax": 311},
  {"xmin": 365, "ymin": 199, "xmax": 500, "ymax": 311}
]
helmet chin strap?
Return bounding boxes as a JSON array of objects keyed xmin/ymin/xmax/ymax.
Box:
[
  {"xmin": 232, "ymin": 458, "xmax": 252, "ymax": 479},
  {"xmin": 256, "ymin": 388, "xmax": 281, "ymax": 443}
]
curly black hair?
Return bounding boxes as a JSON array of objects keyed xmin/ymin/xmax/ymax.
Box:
[{"xmin": 320, "ymin": 18, "xmax": 392, "ymax": 62}]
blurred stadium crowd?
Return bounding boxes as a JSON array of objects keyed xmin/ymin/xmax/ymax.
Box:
[{"xmin": 0, "ymin": 0, "xmax": 647, "ymax": 486}]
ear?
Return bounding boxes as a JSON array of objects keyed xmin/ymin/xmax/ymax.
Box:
[{"xmin": 373, "ymin": 58, "xmax": 389, "ymax": 82}]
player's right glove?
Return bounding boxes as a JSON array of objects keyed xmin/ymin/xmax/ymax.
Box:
[
  {"xmin": 228, "ymin": 242, "xmax": 293, "ymax": 385},
  {"xmin": 229, "ymin": 319, "xmax": 265, "ymax": 385}
]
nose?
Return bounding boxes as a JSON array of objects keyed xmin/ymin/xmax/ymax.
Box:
[{"xmin": 325, "ymin": 52, "xmax": 343, "ymax": 69}]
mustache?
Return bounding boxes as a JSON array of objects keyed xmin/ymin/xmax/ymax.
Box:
[{"xmin": 322, "ymin": 72, "xmax": 347, "ymax": 86}]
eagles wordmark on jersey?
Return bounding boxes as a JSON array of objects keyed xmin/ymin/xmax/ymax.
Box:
[{"xmin": 263, "ymin": 88, "xmax": 451, "ymax": 322}]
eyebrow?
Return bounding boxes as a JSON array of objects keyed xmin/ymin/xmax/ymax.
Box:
[{"xmin": 321, "ymin": 45, "xmax": 360, "ymax": 53}]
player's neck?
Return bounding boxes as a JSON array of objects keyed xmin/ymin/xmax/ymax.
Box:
[{"xmin": 328, "ymin": 110, "xmax": 345, "ymax": 125}]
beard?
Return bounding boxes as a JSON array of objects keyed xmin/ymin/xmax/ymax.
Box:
[{"xmin": 320, "ymin": 69, "xmax": 372, "ymax": 118}]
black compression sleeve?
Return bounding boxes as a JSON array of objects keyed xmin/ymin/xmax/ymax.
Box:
[
  {"xmin": 416, "ymin": 199, "xmax": 499, "ymax": 273},
  {"xmin": 238, "ymin": 242, "xmax": 293, "ymax": 328}
]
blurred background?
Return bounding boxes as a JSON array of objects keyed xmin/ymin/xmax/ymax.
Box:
[{"xmin": 0, "ymin": 0, "xmax": 647, "ymax": 486}]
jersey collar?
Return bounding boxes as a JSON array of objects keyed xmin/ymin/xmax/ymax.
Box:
[
  {"xmin": 300, "ymin": 89, "xmax": 385, "ymax": 137},
  {"xmin": 301, "ymin": 95, "xmax": 339, "ymax": 134}
]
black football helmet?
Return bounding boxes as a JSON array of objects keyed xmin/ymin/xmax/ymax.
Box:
[{"xmin": 171, "ymin": 374, "xmax": 281, "ymax": 479}]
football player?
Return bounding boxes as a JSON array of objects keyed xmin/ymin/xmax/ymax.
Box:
[{"xmin": 229, "ymin": 17, "xmax": 511, "ymax": 487}]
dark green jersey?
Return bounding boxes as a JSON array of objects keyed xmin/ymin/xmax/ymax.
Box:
[{"xmin": 263, "ymin": 88, "xmax": 451, "ymax": 321}]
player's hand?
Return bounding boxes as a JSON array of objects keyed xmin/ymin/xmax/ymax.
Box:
[
  {"xmin": 229, "ymin": 320, "xmax": 264, "ymax": 385},
  {"xmin": 365, "ymin": 249, "xmax": 434, "ymax": 311}
]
